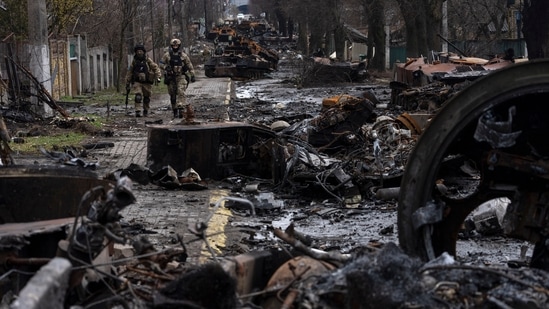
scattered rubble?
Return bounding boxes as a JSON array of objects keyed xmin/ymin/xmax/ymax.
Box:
[
  {"xmin": 2, "ymin": 51, "xmax": 549, "ymax": 308},
  {"xmin": 4, "ymin": 183, "xmax": 548, "ymax": 308}
]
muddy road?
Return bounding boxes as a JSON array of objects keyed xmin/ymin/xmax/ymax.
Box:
[
  {"xmin": 225, "ymin": 56, "xmax": 531, "ymax": 267},
  {"xmin": 3, "ymin": 54, "xmax": 548, "ymax": 308}
]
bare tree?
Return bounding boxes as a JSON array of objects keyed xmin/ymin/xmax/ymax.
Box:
[
  {"xmin": 0, "ymin": 0, "xmax": 28, "ymax": 39},
  {"xmin": 46, "ymin": 0, "xmax": 94, "ymax": 36},
  {"xmin": 395, "ymin": 0, "xmax": 442, "ymax": 58},
  {"xmin": 357, "ymin": 0, "xmax": 386, "ymax": 71},
  {"xmin": 446, "ymin": 0, "xmax": 512, "ymax": 57}
]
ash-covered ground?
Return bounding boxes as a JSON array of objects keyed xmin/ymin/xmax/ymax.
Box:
[
  {"xmin": 5, "ymin": 53, "xmax": 547, "ymax": 308},
  {"xmin": 224, "ymin": 55, "xmax": 532, "ymax": 267}
]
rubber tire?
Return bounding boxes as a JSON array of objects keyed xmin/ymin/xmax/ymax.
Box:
[{"xmin": 398, "ymin": 59, "xmax": 549, "ymax": 261}]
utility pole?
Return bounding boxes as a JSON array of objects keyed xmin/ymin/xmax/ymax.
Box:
[
  {"xmin": 27, "ymin": 0, "xmax": 53, "ymax": 117},
  {"xmin": 168, "ymin": 0, "xmax": 173, "ymax": 43},
  {"xmin": 442, "ymin": 0, "xmax": 448, "ymax": 53},
  {"xmin": 204, "ymin": 0, "xmax": 209, "ymax": 36},
  {"xmin": 150, "ymin": 0, "xmax": 156, "ymax": 61}
]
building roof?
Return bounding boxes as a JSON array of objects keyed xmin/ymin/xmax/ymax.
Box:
[{"xmin": 343, "ymin": 24, "xmax": 369, "ymax": 44}]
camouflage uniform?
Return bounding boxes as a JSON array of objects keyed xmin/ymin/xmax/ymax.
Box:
[
  {"xmin": 160, "ymin": 38, "xmax": 196, "ymax": 118},
  {"xmin": 125, "ymin": 44, "xmax": 162, "ymax": 117}
]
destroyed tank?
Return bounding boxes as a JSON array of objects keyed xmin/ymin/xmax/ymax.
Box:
[{"xmin": 205, "ymin": 23, "xmax": 279, "ymax": 79}]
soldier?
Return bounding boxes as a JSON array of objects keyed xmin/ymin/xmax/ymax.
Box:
[
  {"xmin": 160, "ymin": 38, "xmax": 196, "ymax": 118},
  {"xmin": 125, "ymin": 44, "xmax": 162, "ymax": 117}
]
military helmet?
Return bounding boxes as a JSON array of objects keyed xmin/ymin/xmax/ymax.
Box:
[
  {"xmin": 134, "ymin": 44, "xmax": 146, "ymax": 53},
  {"xmin": 170, "ymin": 39, "xmax": 181, "ymax": 47}
]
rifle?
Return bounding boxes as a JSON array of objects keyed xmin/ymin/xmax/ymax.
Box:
[
  {"xmin": 125, "ymin": 83, "xmax": 131, "ymax": 112},
  {"xmin": 164, "ymin": 66, "xmax": 174, "ymax": 85}
]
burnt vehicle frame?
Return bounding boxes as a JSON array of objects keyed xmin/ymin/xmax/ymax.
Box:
[
  {"xmin": 205, "ymin": 21, "xmax": 279, "ymax": 80},
  {"xmin": 397, "ymin": 59, "xmax": 549, "ymax": 268},
  {"xmin": 147, "ymin": 122, "xmax": 286, "ymax": 182}
]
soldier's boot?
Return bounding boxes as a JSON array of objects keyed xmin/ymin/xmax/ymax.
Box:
[
  {"xmin": 185, "ymin": 104, "xmax": 195, "ymax": 123},
  {"xmin": 143, "ymin": 97, "xmax": 150, "ymax": 117},
  {"xmin": 135, "ymin": 94, "xmax": 143, "ymax": 117},
  {"xmin": 170, "ymin": 95, "xmax": 178, "ymax": 118}
]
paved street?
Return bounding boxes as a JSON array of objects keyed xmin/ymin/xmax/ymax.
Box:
[{"xmin": 91, "ymin": 70, "xmax": 240, "ymax": 263}]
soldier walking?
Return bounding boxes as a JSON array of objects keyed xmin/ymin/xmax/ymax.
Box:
[
  {"xmin": 160, "ymin": 38, "xmax": 196, "ymax": 119},
  {"xmin": 125, "ymin": 44, "xmax": 162, "ymax": 117}
]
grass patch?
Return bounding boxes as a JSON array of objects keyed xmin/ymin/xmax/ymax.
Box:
[
  {"xmin": 80, "ymin": 88, "xmax": 127, "ymax": 108},
  {"xmin": 59, "ymin": 95, "xmax": 83, "ymax": 103},
  {"xmin": 10, "ymin": 132, "xmax": 88, "ymax": 155},
  {"xmin": 69, "ymin": 114, "xmax": 108, "ymax": 129},
  {"xmin": 72, "ymin": 84, "xmax": 169, "ymax": 108}
]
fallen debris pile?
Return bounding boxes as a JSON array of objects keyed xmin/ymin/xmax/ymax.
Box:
[
  {"xmin": 6, "ymin": 187, "xmax": 549, "ymax": 309},
  {"xmin": 298, "ymin": 56, "xmax": 369, "ymax": 85},
  {"xmin": 293, "ymin": 242, "xmax": 549, "ymax": 308}
]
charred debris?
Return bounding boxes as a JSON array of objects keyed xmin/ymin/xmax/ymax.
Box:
[
  {"xmin": 204, "ymin": 18, "xmax": 368, "ymax": 83},
  {"xmin": 2, "ymin": 46, "xmax": 549, "ymax": 308},
  {"xmin": 204, "ymin": 18, "xmax": 281, "ymax": 79},
  {"xmin": 3, "ymin": 178, "xmax": 549, "ymax": 308},
  {"xmin": 390, "ymin": 49, "xmax": 523, "ymax": 111},
  {"xmin": 2, "ymin": 175, "xmax": 549, "ymax": 308}
]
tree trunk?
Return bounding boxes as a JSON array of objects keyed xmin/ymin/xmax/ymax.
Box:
[
  {"xmin": 364, "ymin": 0, "xmax": 386, "ymax": 71},
  {"xmin": 397, "ymin": 0, "xmax": 443, "ymax": 58},
  {"xmin": 397, "ymin": 1, "xmax": 419, "ymax": 57},
  {"xmin": 425, "ymin": 0, "xmax": 442, "ymax": 54},
  {"xmin": 522, "ymin": 0, "xmax": 549, "ymax": 59},
  {"xmin": 334, "ymin": 24, "xmax": 347, "ymax": 60},
  {"xmin": 274, "ymin": 0, "xmax": 288, "ymax": 37},
  {"xmin": 275, "ymin": 9, "xmax": 288, "ymax": 37},
  {"xmin": 298, "ymin": 20, "xmax": 310, "ymax": 55}
]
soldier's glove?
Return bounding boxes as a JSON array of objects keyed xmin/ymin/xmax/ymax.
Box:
[
  {"xmin": 125, "ymin": 83, "xmax": 131, "ymax": 92},
  {"xmin": 165, "ymin": 66, "xmax": 173, "ymax": 75},
  {"xmin": 190, "ymin": 75, "xmax": 196, "ymax": 83}
]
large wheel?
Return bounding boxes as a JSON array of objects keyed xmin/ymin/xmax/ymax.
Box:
[{"xmin": 398, "ymin": 59, "xmax": 549, "ymax": 261}]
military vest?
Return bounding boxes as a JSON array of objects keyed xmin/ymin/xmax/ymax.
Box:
[
  {"xmin": 169, "ymin": 51, "xmax": 188, "ymax": 74},
  {"xmin": 132, "ymin": 58, "xmax": 153, "ymax": 83}
]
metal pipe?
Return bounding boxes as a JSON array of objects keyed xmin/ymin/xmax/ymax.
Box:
[
  {"xmin": 212, "ymin": 196, "xmax": 256, "ymax": 218},
  {"xmin": 437, "ymin": 34, "xmax": 467, "ymax": 57},
  {"xmin": 5, "ymin": 257, "xmax": 51, "ymax": 266}
]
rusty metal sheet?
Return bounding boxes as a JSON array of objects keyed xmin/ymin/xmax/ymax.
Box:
[
  {"xmin": 0, "ymin": 165, "xmax": 113, "ymax": 223},
  {"xmin": 0, "ymin": 217, "xmax": 74, "ymax": 237}
]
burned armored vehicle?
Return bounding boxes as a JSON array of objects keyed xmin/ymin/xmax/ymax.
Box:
[
  {"xmin": 398, "ymin": 59, "xmax": 549, "ymax": 271},
  {"xmin": 205, "ymin": 21, "xmax": 279, "ymax": 79}
]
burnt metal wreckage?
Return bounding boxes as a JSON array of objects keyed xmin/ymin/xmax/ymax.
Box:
[
  {"xmin": 389, "ymin": 50, "xmax": 523, "ymax": 111},
  {"xmin": 3, "ymin": 174, "xmax": 549, "ymax": 308},
  {"xmin": 2, "ymin": 53, "xmax": 549, "ymax": 307},
  {"xmin": 398, "ymin": 59, "xmax": 549, "ymax": 269},
  {"xmin": 390, "ymin": 53, "xmax": 549, "ymax": 271},
  {"xmin": 204, "ymin": 19, "xmax": 281, "ymax": 79}
]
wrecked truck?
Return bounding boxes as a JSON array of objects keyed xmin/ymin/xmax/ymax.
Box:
[{"xmin": 397, "ymin": 59, "xmax": 549, "ymax": 270}]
